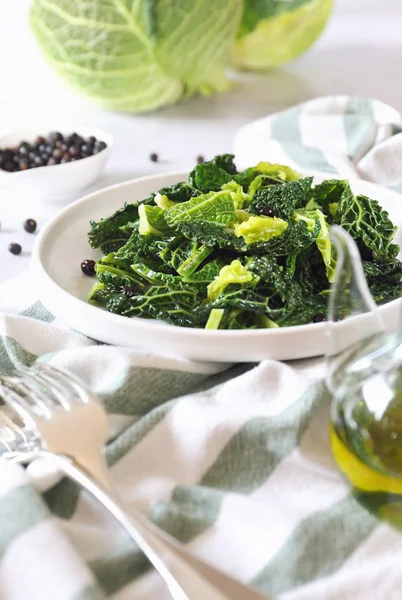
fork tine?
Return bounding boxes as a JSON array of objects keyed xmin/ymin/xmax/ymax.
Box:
[
  {"xmin": 0, "ymin": 380, "xmax": 38, "ymax": 433},
  {"xmin": 5, "ymin": 377, "xmax": 53, "ymax": 419},
  {"xmin": 0, "ymin": 410, "xmax": 26, "ymax": 451},
  {"xmin": 19, "ymin": 369, "xmax": 72, "ymax": 412},
  {"xmin": 0, "ymin": 406, "xmax": 42, "ymax": 457},
  {"xmin": 32, "ymin": 364, "xmax": 94, "ymax": 405}
]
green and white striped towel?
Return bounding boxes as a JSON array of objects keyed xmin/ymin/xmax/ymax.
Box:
[{"xmin": 1, "ymin": 96, "xmax": 402, "ymax": 600}]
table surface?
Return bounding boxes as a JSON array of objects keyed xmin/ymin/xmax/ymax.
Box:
[{"xmin": 1, "ymin": 0, "xmax": 402, "ymax": 284}]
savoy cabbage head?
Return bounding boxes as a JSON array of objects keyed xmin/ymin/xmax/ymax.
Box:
[
  {"xmin": 30, "ymin": 0, "xmax": 243, "ymax": 113},
  {"xmin": 234, "ymin": 0, "xmax": 334, "ymax": 70},
  {"xmin": 30, "ymin": 0, "xmax": 334, "ymax": 113}
]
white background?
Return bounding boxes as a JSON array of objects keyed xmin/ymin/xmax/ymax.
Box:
[{"xmin": 1, "ymin": 0, "xmax": 402, "ymax": 283}]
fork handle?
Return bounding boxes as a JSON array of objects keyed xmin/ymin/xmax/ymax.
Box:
[{"xmin": 44, "ymin": 453, "xmax": 268, "ymax": 600}]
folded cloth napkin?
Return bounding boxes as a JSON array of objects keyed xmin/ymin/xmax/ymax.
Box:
[
  {"xmin": 1, "ymin": 96, "xmax": 402, "ymax": 600},
  {"xmin": 234, "ymin": 95, "xmax": 402, "ymax": 190}
]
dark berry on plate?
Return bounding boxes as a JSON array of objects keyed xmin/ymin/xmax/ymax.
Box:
[
  {"xmin": 45, "ymin": 144, "xmax": 54, "ymax": 154},
  {"xmin": 93, "ymin": 140, "xmax": 106, "ymax": 154},
  {"xmin": 29, "ymin": 150, "xmax": 38, "ymax": 160},
  {"xmin": 95, "ymin": 140, "xmax": 106, "ymax": 152},
  {"xmin": 60, "ymin": 153, "xmax": 72, "ymax": 163},
  {"xmin": 0, "ymin": 153, "xmax": 9, "ymax": 167},
  {"xmin": 80, "ymin": 144, "xmax": 89, "ymax": 153},
  {"xmin": 80, "ymin": 152, "xmax": 89, "ymax": 159},
  {"xmin": 34, "ymin": 156, "xmax": 44, "ymax": 166},
  {"xmin": 35, "ymin": 136, "xmax": 46, "ymax": 146},
  {"xmin": 260, "ymin": 204, "xmax": 275, "ymax": 217},
  {"xmin": 23, "ymin": 219, "xmax": 37, "ymax": 233},
  {"xmin": 8, "ymin": 242, "xmax": 22, "ymax": 255},
  {"xmin": 47, "ymin": 156, "xmax": 57, "ymax": 166},
  {"xmin": 81, "ymin": 259, "xmax": 96, "ymax": 276},
  {"xmin": 312, "ymin": 313, "xmax": 326, "ymax": 323},
  {"xmin": 60, "ymin": 142, "xmax": 69, "ymax": 152},
  {"xmin": 4, "ymin": 160, "xmax": 15, "ymax": 171},
  {"xmin": 69, "ymin": 144, "xmax": 80, "ymax": 157},
  {"xmin": 19, "ymin": 160, "xmax": 29, "ymax": 171},
  {"xmin": 197, "ymin": 155, "xmax": 205, "ymax": 164},
  {"xmin": 150, "ymin": 152, "xmax": 158, "ymax": 162},
  {"xmin": 38, "ymin": 143, "xmax": 47, "ymax": 154},
  {"xmin": 52, "ymin": 148, "xmax": 63, "ymax": 159},
  {"xmin": 88, "ymin": 136, "xmax": 96, "ymax": 145},
  {"xmin": 48, "ymin": 131, "xmax": 63, "ymax": 143},
  {"xmin": 18, "ymin": 142, "xmax": 30, "ymax": 155}
]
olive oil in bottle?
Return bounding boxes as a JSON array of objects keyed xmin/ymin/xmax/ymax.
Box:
[{"xmin": 331, "ymin": 378, "xmax": 402, "ymax": 530}]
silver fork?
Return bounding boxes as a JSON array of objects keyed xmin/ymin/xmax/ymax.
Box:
[{"xmin": 0, "ymin": 364, "xmax": 271, "ymax": 600}]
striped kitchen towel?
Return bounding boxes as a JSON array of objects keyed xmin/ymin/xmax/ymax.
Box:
[
  {"xmin": 1, "ymin": 96, "xmax": 402, "ymax": 600},
  {"xmin": 234, "ymin": 95, "xmax": 402, "ymax": 191}
]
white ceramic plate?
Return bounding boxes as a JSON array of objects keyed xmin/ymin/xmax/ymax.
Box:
[{"xmin": 32, "ymin": 172, "xmax": 402, "ymax": 363}]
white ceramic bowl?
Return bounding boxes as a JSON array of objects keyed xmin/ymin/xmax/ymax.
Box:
[
  {"xmin": 0, "ymin": 127, "xmax": 112, "ymax": 201},
  {"xmin": 31, "ymin": 171, "xmax": 402, "ymax": 363}
]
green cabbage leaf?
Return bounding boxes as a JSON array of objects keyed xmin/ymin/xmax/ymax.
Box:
[
  {"xmin": 87, "ymin": 155, "xmax": 402, "ymax": 329},
  {"xmin": 234, "ymin": 0, "xmax": 333, "ymax": 71},
  {"xmin": 30, "ymin": 0, "xmax": 243, "ymax": 113}
]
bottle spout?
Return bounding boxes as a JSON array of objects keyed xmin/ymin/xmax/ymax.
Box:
[{"xmin": 326, "ymin": 226, "xmax": 387, "ymax": 392}]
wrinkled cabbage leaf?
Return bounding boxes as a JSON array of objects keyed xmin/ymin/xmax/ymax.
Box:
[
  {"xmin": 236, "ymin": 161, "xmax": 302, "ymax": 192},
  {"xmin": 207, "ymin": 259, "xmax": 258, "ymax": 300},
  {"xmin": 294, "ymin": 207, "xmax": 336, "ymax": 281},
  {"xmin": 138, "ymin": 204, "xmax": 172, "ymax": 236},
  {"xmin": 250, "ymin": 177, "xmax": 314, "ymax": 219},
  {"xmin": 30, "ymin": 0, "xmax": 243, "ymax": 113},
  {"xmin": 157, "ymin": 183, "xmax": 201, "ymax": 204},
  {"xmin": 87, "ymin": 155, "xmax": 402, "ymax": 330},
  {"xmin": 165, "ymin": 190, "xmax": 237, "ymax": 228},
  {"xmin": 338, "ymin": 185, "xmax": 399, "ymax": 262},
  {"xmin": 234, "ymin": 0, "xmax": 333, "ymax": 71},
  {"xmin": 234, "ymin": 215, "xmax": 288, "ymax": 244}
]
